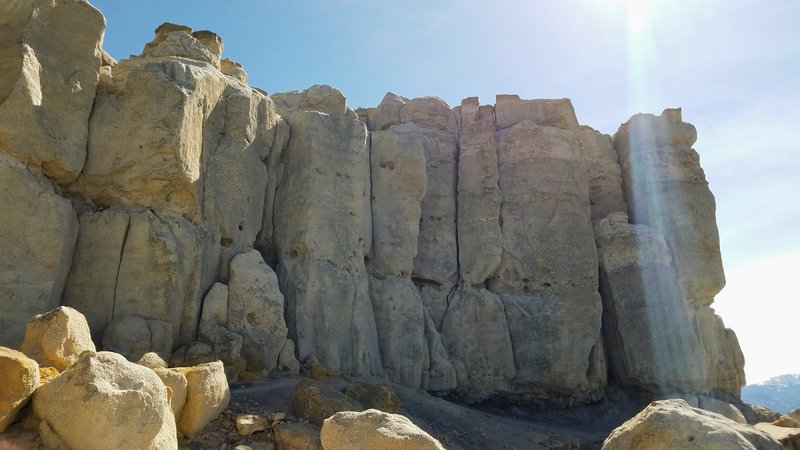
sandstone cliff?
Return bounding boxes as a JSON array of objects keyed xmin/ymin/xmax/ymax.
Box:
[{"xmin": 0, "ymin": 0, "xmax": 744, "ymax": 407}]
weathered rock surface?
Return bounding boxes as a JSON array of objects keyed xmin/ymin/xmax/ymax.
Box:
[
  {"xmin": 18, "ymin": 306, "xmax": 96, "ymax": 371},
  {"xmin": 0, "ymin": 157, "xmax": 79, "ymax": 347},
  {"xmin": 102, "ymin": 315, "xmax": 173, "ymax": 362},
  {"xmin": 0, "ymin": 0, "xmax": 105, "ymax": 184},
  {"xmin": 273, "ymin": 85, "xmax": 382, "ymax": 377},
  {"xmin": 173, "ymin": 360, "xmax": 230, "ymax": 437},
  {"xmin": 321, "ymin": 409, "xmax": 445, "ymax": 450},
  {"xmin": 0, "ymin": 347, "xmax": 39, "ymax": 432},
  {"xmin": 602, "ymin": 399, "xmax": 781, "ymax": 450},
  {"xmin": 595, "ymin": 214, "xmax": 705, "ymax": 391},
  {"xmin": 698, "ymin": 395, "xmax": 748, "ymax": 425},
  {"xmin": 227, "ymin": 250, "xmax": 294, "ymax": 377},
  {"xmin": 32, "ymin": 351, "xmax": 177, "ymax": 450},
  {"xmin": 755, "ymin": 423, "xmax": 800, "ymax": 450},
  {"xmin": 614, "ymin": 108, "xmax": 724, "ymax": 306}
]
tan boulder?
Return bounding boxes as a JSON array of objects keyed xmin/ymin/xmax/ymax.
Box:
[
  {"xmin": 274, "ymin": 421, "xmax": 322, "ymax": 450},
  {"xmin": 236, "ymin": 414, "xmax": 269, "ymax": 436},
  {"xmin": 137, "ymin": 351, "xmax": 168, "ymax": 369},
  {"xmin": 32, "ymin": 351, "xmax": 177, "ymax": 450},
  {"xmin": 173, "ymin": 360, "xmax": 230, "ymax": 437},
  {"xmin": 755, "ymin": 423, "xmax": 800, "ymax": 449},
  {"xmin": 321, "ymin": 409, "xmax": 445, "ymax": 450},
  {"xmin": 602, "ymin": 399, "xmax": 781, "ymax": 450},
  {"xmin": 0, "ymin": 347, "xmax": 40, "ymax": 432},
  {"xmin": 227, "ymin": 250, "xmax": 294, "ymax": 376},
  {"xmin": 772, "ymin": 415, "xmax": 800, "ymax": 428},
  {"xmin": 19, "ymin": 306, "xmax": 96, "ymax": 371},
  {"xmin": 154, "ymin": 367, "xmax": 187, "ymax": 420},
  {"xmin": 0, "ymin": 158, "xmax": 79, "ymax": 347},
  {"xmin": 698, "ymin": 396, "xmax": 747, "ymax": 424},
  {"xmin": 790, "ymin": 408, "xmax": 800, "ymax": 423},
  {"xmin": 291, "ymin": 378, "xmax": 363, "ymax": 426},
  {"xmin": 345, "ymin": 382, "xmax": 401, "ymax": 414}
]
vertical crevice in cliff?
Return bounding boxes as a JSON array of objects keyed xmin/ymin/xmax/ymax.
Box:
[{"xmin": 109, "ymin": 212, "xmax": 131, "ymax": 325}]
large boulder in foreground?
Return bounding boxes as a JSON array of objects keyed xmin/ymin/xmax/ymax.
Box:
[
  {"xmin": 18, "ymin": 306, "xmax": 96, "ymax": 370},
  {"xmin": 32, "ymin": 351, "xmax": 177, "ymax": 450},
  {"xmin": 321, "ymin": 409, "xmax": 445, "ymax": 450},
  {"xmin": 0, "ymin": 347, "xmax": 40, "ymax": 432},
  {"xmin": 602, "ymin": 399, "xmax": 781, "ymax": 450}
]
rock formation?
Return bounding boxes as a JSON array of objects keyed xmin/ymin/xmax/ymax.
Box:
[{"xmin": 0, "ymin": 0, "xmax": 746, "ymax": 417}]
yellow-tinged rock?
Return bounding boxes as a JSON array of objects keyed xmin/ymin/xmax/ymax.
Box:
[
  {"xmin": 0, "ymin": 347, "xmax": 40, "ymax": 432},
  {"xmin": 32, "ymin": 351, "xmax": 177, "ymax": 449},
  {"xmin": 18, "ymin": 306, "xmax": 96, "ymax": 370},
  {"xmin": 173, "ymin": 360, "xmax": 230, "ymax": 436},
  {"xmin": 321, "ymin": 409, "xmax": 445, "ymax": 450},
  {"xmin": 38, "ymin": 366, "xmax": 60, "ymax": 383},
  {"xmin": 154, "ymin": 367, "xmax": 187, "ymax": 421}
]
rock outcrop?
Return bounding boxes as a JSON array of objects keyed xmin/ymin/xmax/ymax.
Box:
[
  {"xmin": 0, "ymin": 1, "xmax": 747, "ymax": 419},
  {"xmin": 602, "ymin": 399, "xmax": 781, "ymax": 450},
  {"xmin": 18, "ymin": 306, "xmax": 96, "ymax": 371}
]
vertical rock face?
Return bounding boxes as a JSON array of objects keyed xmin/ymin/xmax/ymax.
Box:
[
  {"xmin": 0, "ymin": 0, "xmax": 104, "ymax": 184},
  {"xmin": 611, "ymin": 109, "xmax": 744, "ymax": 396},
  {"xmin": 614, "ymin": 109, "xmax": 724, "ymax": 306},
  {"xmin": 0, "ymin": 157, "xmax": 78, "ymax": 347},
  {"xmin": 272, "ymin": 86, "xmax": 382, "ymax": 377},
  {"xmin": 595, "ymin": 214, "xmax": 705, "ymax": 391}
]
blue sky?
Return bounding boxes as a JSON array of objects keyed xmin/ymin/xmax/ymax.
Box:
[{"xmin": 92, "ymin": 0, "xmax": 799, "ymax": 382}]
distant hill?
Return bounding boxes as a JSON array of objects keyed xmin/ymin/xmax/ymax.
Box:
[{"xmin": 742, "ymin": 374, "xmax": 800, "ymax": 414}]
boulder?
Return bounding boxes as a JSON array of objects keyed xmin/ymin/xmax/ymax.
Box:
[
  {"xmin": 0, "ymin": 0, "xmax": 105, "ymax": 184},
  {"xmin": 173, "ymin": 360, "xmax": 230, "ymax": 437},
  {"xmin": 236, "ymin": 414, "xmax": 269, "ymax": 436},
  {"xmin": 274, "ymin": 421, "xmax": 322, "ymax": 450},
  {"xmin": 291, "ymin": 378, "xmax": 363, "ymax": 426},
  {"xmin": 754, "ymin": 423, "xmax": 800, "ymax": 449},
  {"xmin": 154, "ymin": 367, "xmax": 187, "ymax": 420},
  {"xmin": 345, "ymin": 382, "xmax": 401, "ymax": 414},
  {"xmin": 602, "ymin": 399, "xmax": 781, "ymax": 450},
  {"xmin": 321, "ymin": 409, "xmax": 445, "ymax": 450},
  {"xmin": 772, "ymin": 416, "xmax": 800, "ymax": 428},
  {"xmin": 137, "ymin": 352, "xmax": 168, "ymax": 369},
  {"xmin": 227, "ymin": 250, "xmax": 293, "ymax": 376},
  {"xmin": 494, "ymin": 94, "xmax": 580, "ymax": 132},
  {"xmin": 18, "ymin": 306, "xmax": 96, "ymax": 371},
  {"xmin": 698, "ymin": 396, "xmax": 747, "ymax": 424},
  {"xmin": 32, "ymin": 351, "xmax": 177, "ymax": 450},
  {"xmin": 0, "ymin": 158, "xmax": 79, "ymax": 347},
  {"xmin": 102, "ymin": 315, "xmax": 173, "ymax": 362},
  {"xmin": 0, "ymin": 347, "xmax": 40, "ymax": 432}
]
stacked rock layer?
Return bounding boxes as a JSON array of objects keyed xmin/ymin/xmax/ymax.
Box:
[{"xmin": 0, "ymin": 0, "xmax": 744, "ymax": 406}]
